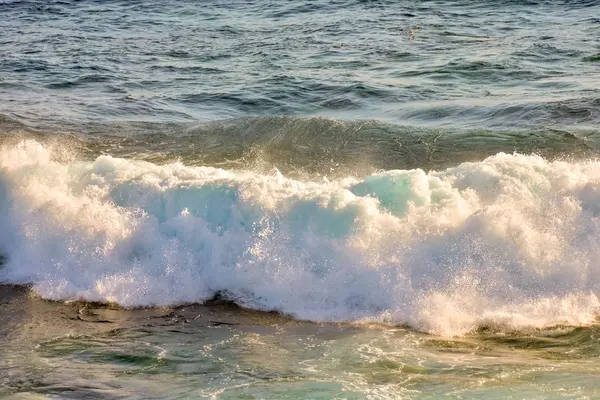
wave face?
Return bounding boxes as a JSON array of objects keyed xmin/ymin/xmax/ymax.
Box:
[
  {"xmin": 1, "ymin": 115, "xmax": 595, "ymax": 178},
  {"xmin": 1, "ymin": 140, "xmax": 600, "ymax": 335}
]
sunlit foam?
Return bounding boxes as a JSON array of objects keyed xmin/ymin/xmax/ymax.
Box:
[{"xmin": 1, "ymin": 140, "xmax": 600, "ymax": 336}]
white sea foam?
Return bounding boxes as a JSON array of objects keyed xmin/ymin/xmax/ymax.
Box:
[{"xmin": 1, "ymin": 140, "xmax": 600, "ymax": 336}]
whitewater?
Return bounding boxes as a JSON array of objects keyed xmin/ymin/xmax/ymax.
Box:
[{"xmin": 1, "ymin": 139, "xmax": 599, "ymax": 336}]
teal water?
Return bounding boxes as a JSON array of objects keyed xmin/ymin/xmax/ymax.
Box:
[{"xmin": 2, "ymin": 1, "xmax": 600, "ymax": 399}]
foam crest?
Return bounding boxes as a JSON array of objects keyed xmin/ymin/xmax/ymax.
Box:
[{"xmin": 1, "ymin": 140, "xmax": 600, "ymax": 336}]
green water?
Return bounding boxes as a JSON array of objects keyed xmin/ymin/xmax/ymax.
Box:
[{"xmin": 2, "ymin": 289, "xmax": 600, "ymax": 399}]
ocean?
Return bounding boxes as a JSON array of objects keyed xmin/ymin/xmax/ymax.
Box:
[{"xmin": 1, "ymin": 0, "xmax": 600, "ymax": 398}]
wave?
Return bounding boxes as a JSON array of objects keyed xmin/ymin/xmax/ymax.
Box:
[
  {"xmin": 2, "ymin": 139, "xmax": 600, "ymax": 336},
  {"xmin": 0, "ymin": 115, "xmax": 596, "ymax": 178}
]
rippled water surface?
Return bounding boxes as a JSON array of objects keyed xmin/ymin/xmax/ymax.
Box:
[{"xmin": 1, "ymin": 0, "xmax": 599, "ymax": 129}]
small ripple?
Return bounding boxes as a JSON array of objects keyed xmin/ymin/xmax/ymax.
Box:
[{"xmin": 45, "ymin": 74, "xmax": 115, "ymax": 89}]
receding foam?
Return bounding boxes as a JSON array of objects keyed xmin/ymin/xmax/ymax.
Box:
[{"xmin": 1, "ymin": 139, "xmax": 600, "ymax": 336}]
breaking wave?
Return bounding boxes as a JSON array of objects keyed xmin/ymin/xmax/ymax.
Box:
[{"xmin": 1, "ymin": 139, "xmax": 600, "ymax": 336}]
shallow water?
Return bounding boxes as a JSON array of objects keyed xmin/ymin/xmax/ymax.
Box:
[
  {"xmin": 2, "ymin": 288, "xmax": 600, "ymax": 400},
  {"xmin": 2, "ymin": 0, "xmax": 600, "ymax": 398}
]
